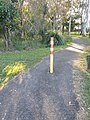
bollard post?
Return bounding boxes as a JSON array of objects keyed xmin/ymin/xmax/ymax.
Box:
[
  {"xmin": 87, "ymin": 55, "xmax": 90, "ymax": 70},
  {"xmin": 50, "ymin": 37, "xmax": 54, "ymax": 73}
]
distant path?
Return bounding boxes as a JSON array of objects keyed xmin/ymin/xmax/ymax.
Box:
[{"xmin": 0, "ymin": 37, "xmax": 89, "ymax": 120}]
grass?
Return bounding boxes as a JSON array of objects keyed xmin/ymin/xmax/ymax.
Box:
[
  {"xmin": 81, "ymin": 72, "xmax": 90, "ymax": 120},
  {"xmin": 80, "ymin": 38, "xmax": 90, "ymax": 119},
  {"xmin": 71, "ymin": 31, "xmax": 90, "ymax": 39}
]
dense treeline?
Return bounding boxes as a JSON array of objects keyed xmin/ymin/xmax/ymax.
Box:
[{"xmin": 0, "ymin": 0, "xmax": 90, "ymax": 50}]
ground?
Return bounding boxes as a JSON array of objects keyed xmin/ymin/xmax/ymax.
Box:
[{"xmin": 0, "ymin": 37, "xmax": 89, "ymax": 120}]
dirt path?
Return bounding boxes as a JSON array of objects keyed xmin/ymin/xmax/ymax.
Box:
[{"xmin": 0, "ymin": 37, "xmax": 89, "ymax": 120}]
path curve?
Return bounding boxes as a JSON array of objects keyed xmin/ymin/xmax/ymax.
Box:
[{"xmin": 0, "ymin": 37, "xmax": 89, "ymax": 120}]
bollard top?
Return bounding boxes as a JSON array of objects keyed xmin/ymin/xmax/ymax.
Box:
[
  {"xmin": 51, "ymin": 36, "xmax": 54, "ymax": 40},
  {"xmin": 50, "ymin": 37, "xmax": 54, "ymax": 45}
]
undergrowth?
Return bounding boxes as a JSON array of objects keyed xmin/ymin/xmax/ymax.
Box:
[{"xmin": 0, "ymin": 62, "xmax": 26, "ymax": 88}]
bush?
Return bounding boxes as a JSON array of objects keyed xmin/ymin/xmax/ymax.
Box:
[
  {"xmin": 0, "ymin": 62, "xmax": 26, "ymax": 85},
  {"xmin": 44, "ymin": 31, "xmax": 65, "ymax": 47}
]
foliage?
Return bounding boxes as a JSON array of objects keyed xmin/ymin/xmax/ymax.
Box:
[
  {"xmin": 0, "ymin": 62, "xmax": 26, "ymax": 87},
  {"xmin": 44, "ymin": 31, "xmax": 65, "ymax": 47},
  {"xmin": 0, "ymin": 0, "xmax": 17, "ymax": 48},
  {"xmin": 0, "ymin": 0, "xmax": 16, "ymax": 28},
  {"xmin": 3, "ymin": 62, "xmax": 26, "ymax": 76},
  {"xmin": 0, "ymin": 0, "xmax": 89, "ymax": 50}
]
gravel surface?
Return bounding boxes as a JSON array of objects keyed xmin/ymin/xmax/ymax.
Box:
[{"xmin": 0, "ymin": 37, "xmax": 89, "ymax": 120}]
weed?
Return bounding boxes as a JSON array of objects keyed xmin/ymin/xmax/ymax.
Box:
[{"xmin": 0, "ymin": 62, "xmax": 26, "ymax": 87}]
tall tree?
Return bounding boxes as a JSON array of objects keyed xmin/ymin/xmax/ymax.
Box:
[
  {"xmin": 79, "ymin": 0, "xmax": 88, "ymax": 36},
  {"xmin": 0, "ymin": 0, "xmax": 17, "ymax": 49},
  {"xmin": 68, "ymin": 0, "xmax": 74, "ymax": 36},
  {"xmin": 87, "ymin": 0, "xmax": 90, "ymax": 37}
]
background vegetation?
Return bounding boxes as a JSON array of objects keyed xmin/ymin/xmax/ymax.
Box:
[{"xmin": 0, "ymin": 0, "xmax": 90, "ymax": 51}]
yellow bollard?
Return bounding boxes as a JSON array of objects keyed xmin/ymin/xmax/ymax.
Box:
[{"xmin": 50, "ymin": 37, "xmax": 54, "ymax": 73}]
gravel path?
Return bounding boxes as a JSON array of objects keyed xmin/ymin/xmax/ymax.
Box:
[{"xmin": 0, "ymin": 37, "xmax": 89, "ymax": 120}]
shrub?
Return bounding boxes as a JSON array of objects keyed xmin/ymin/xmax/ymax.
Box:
[
  {"xmin": 1, "ymin": 62, "xmax": 26, "ymax": 84},
  {"xmin": 3, "ymin": 62, "xmax": 26, "ymax": 76},
  {"xmin": 44, "ymin": 31, "xmax": 65, "ymax": 47}
]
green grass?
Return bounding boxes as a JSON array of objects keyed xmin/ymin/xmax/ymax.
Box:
[
  {"xmin": 71, "ymin": 31, "xmax": 90, "ymax": 39},
  {"xmin": 81, "ymin": 72, "xmax": 90, "ymax": 120},
  {"xmin": 63, "ymin": 33, "xmax": 72, "ymax": 44}
]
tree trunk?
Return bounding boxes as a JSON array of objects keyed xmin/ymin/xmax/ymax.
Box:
[
  {"xmin": 20, "ymin": 10, "xmax": 24, "ymax": 38},
  {"xmin": 87, "ymin": 0, "xmax": 90, "ymax": 29},
  {"xmin": 81, "ymin": 23, "xmax": 86, "ymax": 36},
  {"xmin": 53, "ymin": 15, "xmax": 57, "ymax": 31},
  {"xmin": 49, "ymin": 19, "xmax": 53, "ymax": 30},
  {"xmin": 42, "ymin": 14, "xmax": 45, "ymax": 32},
  {"xmin": 89, "ymin": 32, "xmax": 90, "ymax": 38},
  {"xmin": 68, "ymin": 16, "xmax": 71, "ymax": 36},
  {"xmin": 62, "ymin": 24, "xmax": 64, "ymax": 34},
  {"xmin": 3, "ymin": 27, "xmax": 12, "ymax": 50},
  {"xmin": 89, "ymin": 27, "xmax": 90, "ymax": 38},
  {"xmin": 3, "ymin": 34, "xmax": 9, "ymax": 49},
  {"xmin": 60, "ymin": 19, "xmax": 62, "ymax": 33}
]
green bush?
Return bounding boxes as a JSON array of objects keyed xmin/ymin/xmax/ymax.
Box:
[
  {"xmin": 44, "ymin": 31, "xmax": 65, "ymax": 47},
  {"xmin": 0, "ymin": 62, "xmax": 26, "ymax": 86}
]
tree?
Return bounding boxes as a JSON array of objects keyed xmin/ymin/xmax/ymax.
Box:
[
  {"xmin": 0, "ymin": 0, "xmax": 17, "ymax": 49},
  {"xmin": 78, "ymin": 0, "xmax": 88, "ymax": 36},
  {"xmin": 87, "ymin": 0, "xmax": 90, "ymax": 37},
  {"xmin": 47, "ymin": 0, "xmax": 70, "ymax": 33}
]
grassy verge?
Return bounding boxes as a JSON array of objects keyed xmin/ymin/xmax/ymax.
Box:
[
  {"xmin": 80, "ymin": 40, "xmax": 90, "ymax": 119},
  {"xmin": 71, "ymin": 31, "xmax": 90, "ymax": 119},
  {"xmin": 81, "ymin": 72, "xmax": 90, "ymax": 120}
]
